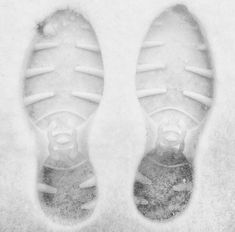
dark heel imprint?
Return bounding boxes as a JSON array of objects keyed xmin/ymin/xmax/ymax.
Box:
[
  {"xmin": 134, "ymin": 5, "xmax": 214, "ymax": 221},
  {"xmin": 23, "ymin": 9, "xmax": 103, "ymax": 225}
]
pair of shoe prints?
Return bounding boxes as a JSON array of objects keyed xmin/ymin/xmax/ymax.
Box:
[{"xmin": 23, "ymin": 5, "xmax": 213, "ymax": 225}]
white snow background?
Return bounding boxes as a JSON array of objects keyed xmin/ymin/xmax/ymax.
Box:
[{"xmin": 0, "ymin": 0, "xmax": 235, "ymax": 231}]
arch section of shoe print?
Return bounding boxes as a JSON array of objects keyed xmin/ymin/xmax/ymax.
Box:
[
  {"xmin": 134, "ymin": 4, "xmax": 214, "ymax": 221},
  {"xmin": 23, "ymin": 9, "xmax": 103, "ymax": 225}
]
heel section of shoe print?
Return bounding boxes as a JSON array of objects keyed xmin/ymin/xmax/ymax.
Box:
[
  {"xmin": 23, "ymin": 9, "xmax": 103, "ymax": 225},
  {"xmin": 134, "ymin": 5, "xmax": 214, "ymax": 221}
]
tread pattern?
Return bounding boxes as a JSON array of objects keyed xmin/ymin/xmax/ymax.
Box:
[
  {"xmin": 23, "ymin": 10, "xmax": 103, "ymax": 224},
  {"xmin": 134, "ymin": 5, "xmax": 214, "ymax": 221}
]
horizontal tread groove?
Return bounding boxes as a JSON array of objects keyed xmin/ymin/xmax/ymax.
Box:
[
  {"xmin": 75, "ymin": 66, "xmax": 103, "ymax": 78},
  {"xmin": 137, "ymin": 63, "xmax": 166, "ymax": 73},
  {"xmin": 76, "ymin": 43, "xmax": 100, "ymax": 53},
  {"xmin": 142, "ymin": 41, "xmax": 165, "ymax": 48},
  {"xmin": 24, "ymin": 92, "xmax": 55, "ymax": 106},
  {"xmin": 79, "ymin": 176, "xmax": 96, "ymax": 188},
  {"xmin": 38, "ymin": 183, "xmax": 57, "ymax": 194},
  {"xmin": 183, "ymin": 90, "xmax": 212, "ymax": 106},
  {"xmin": 185, "ymin": 66, "xmax": 213, "ymax": 79},
  {"xmin": 34, "ymin": 42, "xmax": 59, "ymax": 51},
  {"xmin": 137, "ymin": 88, "xmax": 167, "ymax": 98},
  {"xmin": 72, "ymin": 91, "xmax": 102, "ymax": 103},
  {"xmin": 26, "ymin": 67, "xmax": 55, "ymax": 79}
]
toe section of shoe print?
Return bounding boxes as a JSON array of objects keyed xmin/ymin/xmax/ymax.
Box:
[
  {"xmin": 134, "ymin": 5, "xmax": 214, "ymax": 221},
  {"xmin": 23, "ymin": 9, "xmax": 103, "ymax": 224}
]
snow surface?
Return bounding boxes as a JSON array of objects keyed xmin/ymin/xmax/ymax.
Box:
[{"xmin": 0, "ymin": 0, "xmax": 235, "ymax": 231}]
